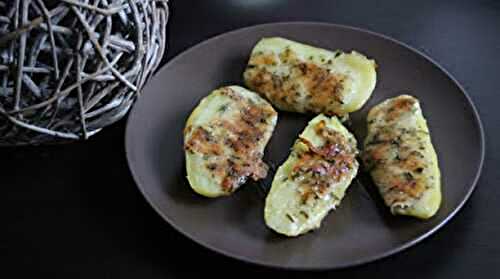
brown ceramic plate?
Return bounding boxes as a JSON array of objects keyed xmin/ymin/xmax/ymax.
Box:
[{"xmin": 125, "ymin": 23, "xmax": 484, "ymax": 270}]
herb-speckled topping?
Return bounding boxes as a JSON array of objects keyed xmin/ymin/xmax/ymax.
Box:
[
  {"xmin": 363, "ymin": 95, "xmax": 441, "ymax": 216},
  {"xmin": 184, "ymin": 87, "xmax": 277, "ymax": 194},
  {"xmin": 245, "ymin": 48, "xmax": 347, "ymax": 116},
  {"xmin": 264, "ymin": 114, "xmax": 359, "ymax": 236},
  {"xmin": 291, "ymin": 120, "xmax": 358, "ymax": 204}
]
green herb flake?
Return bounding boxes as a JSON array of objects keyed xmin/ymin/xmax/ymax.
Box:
[
  {"xmin": 299, "ymin": 211, "xmax": 309, "ymax": 219},
  {"xmin": 218, "ymin": 104, "xmax": 228, "ymax": 113}
]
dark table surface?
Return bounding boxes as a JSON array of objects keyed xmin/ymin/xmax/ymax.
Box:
[{"xmin": 3, "ymin": 0, "xmax": 500, "ymax": 277}]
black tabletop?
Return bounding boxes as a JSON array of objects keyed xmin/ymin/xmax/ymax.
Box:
[{"xmin": 3, "ymin": 0, "xmax": 499, "ymax": 277}]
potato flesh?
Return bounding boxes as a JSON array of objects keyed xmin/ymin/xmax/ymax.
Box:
[
  {"xmin": 184, "ymin": 86, "xmax": 277, "ymax": 198},
  {"xmin": 265, "ymin": 115, "xmax": 359, "ymax": 236},
  {"xmin": 363, "ymin": 95, "xmax": 441, "ymax": 219},
  {"xmin": 244, "ymin": 37, "xmax": 377, "ymax": 116}
]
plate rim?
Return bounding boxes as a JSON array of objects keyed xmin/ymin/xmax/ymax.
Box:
[{"xmin": 125, "ymin": 21, "xmax": 485, "ymax": 270}]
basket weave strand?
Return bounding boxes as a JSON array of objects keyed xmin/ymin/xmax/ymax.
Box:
[{"xmin": 0, "ymin": 0, "xmax": 169, "ymax": 145}]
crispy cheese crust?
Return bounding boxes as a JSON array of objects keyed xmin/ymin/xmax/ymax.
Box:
[
  {"xmin": 363, "ymin": 95, "xmax": 441, "ymax": 219},
  {"xmin": 265, "ymin": 115, "xmax": 359, "ymax": 236},
  {"xmin": 244, "ymin": 37, "xmax": 377, "ymax": 116},
  {"xmin": 184, "ymin": 86, "xmax": 278, "ymax": 197}
]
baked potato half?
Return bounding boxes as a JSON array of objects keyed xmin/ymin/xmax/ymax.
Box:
[
  {"xmin": 244, "ymin": 37, "xmax": 377, "ymax": 116},
  {"xmin": 184, "ymin": 86, "xmax": 278, "ymax": 197},
  {"xmin": 265, "ymin": 114, "xmax": 359, "ymax": 236},
  {"xmin": 363, "ymin": 95, "xmax": 441, "ymax": 219}
]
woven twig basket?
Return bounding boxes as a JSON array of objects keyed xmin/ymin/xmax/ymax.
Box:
[{"xmin": 0, "ymin": 0, "xmax": 169, "ymax": 145}]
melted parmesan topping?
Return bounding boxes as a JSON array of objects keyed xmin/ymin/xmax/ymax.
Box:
[
  {"xmin": 244, "ymin": 38, "xmax": 377, "ymax": 117},
  {"xmin": 264, "ymin": 114, "xmax": 359, "ymax": 236},
  {"xmin": 184, "ymin": 87, "xmax": 277, "ymax": 194},
  {"xmin": 245, "ymin": 47, "xmax": 347, "ymax": 116},
  {"xmin": 363, "ymin": 95, "xmax": 437, "ymax": 210},
  {"xmin": 291, "ymin": 120, "xmax": 358, "ymax": 204}
]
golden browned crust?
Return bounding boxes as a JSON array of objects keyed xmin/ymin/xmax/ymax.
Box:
[
  {"xmin": 369, "ymin": 95, "xmax": 417, "ymax": 124},
  {"xmin": 184, "ymin": 88, "xmax": 277, "ymax": 193},
  {"xmin": 363, "ymin": 130, "xmax": 428, "ymax": 202},
  {"xmin": 363, "ymin": 96, "xmax": 430, "ymax": 205},
  {"xmin": 245, "ymin": 48, "xmax": 346, "ymax": 115},
  {"xmin": 289, "ymin": 120, "xmax": 358, "ymax": 203}
]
